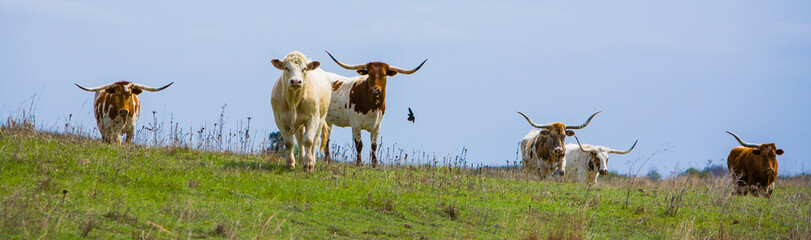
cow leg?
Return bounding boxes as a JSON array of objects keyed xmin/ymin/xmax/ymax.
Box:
[
  {"xmin": 587, "ymin": 172, "xmax": 598, "ymax": 185},
  {"xmin": 352, "ymin": 128, "xmax": 363, "ymax": 166},
  {"xmin": 324, "ymin": 139, "xmax": 332, "ymax": 163},
  {"xmin": 324, "ymin": 124, "xmax": 333, "ymax": 164},
  {"xmin": 301, "ymin": 120, "xmax": 319, "ymax": 172},
  {"xmin": 112, "ymin": 131, "xmax": 123, "ymax": 145},
  {"xmin": 370, "ymin": 129, "xmax": 380, "ymax": 168},
  {"xmin": 766, "ymin": 182, "xmax": 775, "ymax": 198},
  {"xmin": 279, "ymin": 129, "xmax": 296, "ymax": 169},
  {"xmin": 124, "ymin": 128, "xmax": 134, "ymax": 143},
  {"xmin": 295, "ymin": 127, "xmax": 306, "ymax": 169}
]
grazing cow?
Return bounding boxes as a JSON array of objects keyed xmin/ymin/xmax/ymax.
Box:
[
  {"xmin": 75, "ymin": 81, "xmax": 173, "ymax": 144},
  {"xmin": 517, "ymin": 111, "xmax": 600, "ymax": 179},
  {"xmin": 726, "ymin": 131, "xmax": 783, "ymax": 198},
  {"xmin": 270, "ymin": 51, "xmax": 332, "ymax": 171},
  {"xmin": 323, "ymin": 51, "xmax": 427, "ymax": 167},
  {"xmin": 565, "ymin": 135, "xmax": 637, "ymax": 185}
]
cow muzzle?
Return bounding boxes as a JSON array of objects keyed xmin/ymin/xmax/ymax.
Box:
[
  {"xmin": 599, "ymin": 169, "xmax": 609, "ymax": 175},
  {"xmin": 370, "ymin": 87, "xmax": 381, "ymax": 95},
  {"xmin": 119, "ymin": 109, "xmax": 129, "ymax": 117},
  {"xmin": 289, "ymin": 79, "xmax": 302, "ymax": 88},
  {"xmin": 553, "ymin": 147, "xmax": 564, "ymax": 156}
]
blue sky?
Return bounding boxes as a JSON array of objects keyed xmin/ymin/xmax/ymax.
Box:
[{"xmin": 2, "ymin": 1, "xmax": 810, "ymax": 175}]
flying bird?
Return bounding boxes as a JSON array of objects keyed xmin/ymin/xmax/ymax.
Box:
[{"xmin": 407, "ymin": 108, "xmax": 415, "ymax": 123}]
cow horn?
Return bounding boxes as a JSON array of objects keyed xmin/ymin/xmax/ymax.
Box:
[
  {"xmin": 517, "ymin": 111, "xmax": 550, "ymax": 129},
  {"xmin": 573, "ymin": 135, "xmax": 590, "ymax": 152},
  {"xmin": 726, "ymin": 131, "xmax": 759, "ymax": 148},
  {"xmin": 609, "ymin": 139, "xmax": 638, "ymax": 155},
  {"xmin": 389, "ymin": 59, "xmax": 428, "ymax": 75},
  {"xmin": 325, "ymin": 51, "xmax": 366, "ymax": 70},
  {"xmin": 74, "ymin": 83, "xmax": 111, "ymax": 92},
  {"xmin": 133, "ymin": 82, "xmax": 174, "ymax": 92},
  {"xmin": 565, "ymin": 111, "xmax": 601, "ymax": 130}
]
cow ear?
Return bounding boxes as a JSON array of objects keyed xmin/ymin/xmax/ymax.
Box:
[
  {"xmin": 775, "ymin": 149, "xmax": 784, "ymax": 155},
  {"xmin": 565, "ymin": 130, "xmax": 575, "ymax": 137},
  {"xmin": 306, "ymin": 61, "xmax": 320, "ymax": 71},
  {"xmin": 540, "ymin": 129, "xmax": 550, "ymax": 135},
  {"xmin": 752, "ymin": 149, "xmax": 761, "ymax": 155},
  {"xmin": 386, "ymin": 70, "xmax": 398, "ymax": 76},
  {"xmin": 132, "ymin": 87, "xmax": 143, "ymax": 95},
  {"xmin": 271, "ymin": 59, "xmax": 284, "ymax": 70},
  {"xmin": 105, "ymin": 87, "xmax": 116, "ymax": 94},
  {"xmin": 357, "ymin": 69, "xmax": 368, "ymax": 75}
]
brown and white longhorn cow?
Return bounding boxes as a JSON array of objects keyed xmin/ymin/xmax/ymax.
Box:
[
  {"xmin": 322, "ymin": 51, "xmax": 427, "ymax": 167},
  {"xmin": 75, "ymin": 81, "xmax": 173, "ymax": 144},
  {"xmin": 726, "ymin": 131, "xmax": 784, "ymax": 198},
  {"xmin": 517, "ymin": 111, "xmax": 600, "ymax": 179}
]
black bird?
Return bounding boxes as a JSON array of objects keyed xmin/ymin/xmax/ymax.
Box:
[{"xmin": 407, "ymin": 108, "xmax": 415, "ymax": 123}]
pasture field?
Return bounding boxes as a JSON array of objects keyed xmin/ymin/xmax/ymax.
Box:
[{"xmin": 1, "ymin": 124, "xmax": 809, "ymax": 239}]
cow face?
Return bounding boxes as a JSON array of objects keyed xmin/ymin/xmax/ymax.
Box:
[
  {"xmin": 272, "ymin": 52, "xmax": 320, "ymax": 89},
  {"xmin": 535, "ymin": 122, "xmax": 575, "ymax": 160},
  {"xmin": 356, "ymin": 62, "xmax": 396, "ymax": 96},
  {"xmin": 100, "ymin": 81, "xmax": 141, "ymax": 119},
  {"xmin": 584, "ymin": 150, "xmax": 610, "ymax": 175}
]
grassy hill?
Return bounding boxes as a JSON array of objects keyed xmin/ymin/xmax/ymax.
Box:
[{"xmin": 0, "ymin": 123, "xmax": 809, "ymax": 239}]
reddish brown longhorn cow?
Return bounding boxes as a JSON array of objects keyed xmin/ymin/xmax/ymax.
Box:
[
  {"xmin": 75, "ymin": 81, "xmax": 173, "ymax": 144},
  {"xmin": 726, "ymin": 131, "xmax": 784, "ymax": 198}
]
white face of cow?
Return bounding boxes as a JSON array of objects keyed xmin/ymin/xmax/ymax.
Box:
[
  {"xmin": 592, "ymin": 150, "xmax": 610, "ymax": 174},
  {"xmin": 272, "ymin": 52, "xmax": 320, "ymax": 89}
]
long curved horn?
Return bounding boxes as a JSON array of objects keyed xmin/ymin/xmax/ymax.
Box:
[
  {"xmin": 389, "ymin": 59, "xmax": 428, "ymax": 75},
  {"xmin": 573, "ymin": 135, "xmax": 590, "ymax": 152},
  {"xmin": 609, "ymin": 139, "xmax": 638, "ymax": 154},
  {"xmin": 517, "ymin": 111, "xmax": 550, "ymax": 129},
  {"xmin": 726, "ymin": 131, "xmax": 759, "ymax": 148},
  {"xmin": 74, "ymin": 83, "xmax": 111, "ymax": 92},
  {"xmin": 565, "ymin": 111, "xmax": 601, "ymax": 130},
  {"xmin": 325, "ymin": 51, "xmax": 365, "ymax": 70},
  {"xmin": 133, "ymin": 82, "xmax": 174, "ymax": 92}
]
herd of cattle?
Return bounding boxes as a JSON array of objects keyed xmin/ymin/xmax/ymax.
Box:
[{"xmin": 74, "ymin": 51, "xmax": 785, "ymax": 198}]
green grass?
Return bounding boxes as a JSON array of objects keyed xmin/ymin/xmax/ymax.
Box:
[{"xmin": 1, "ymin": 125, "xmax": 809, "ymax": 239}]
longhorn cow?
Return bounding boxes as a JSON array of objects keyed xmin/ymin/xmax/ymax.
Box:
[
  {"xmin": 517, "ymin": 111, "xmax": 600, "ymax": 179},
  {"xmin": 75, "ymin": 81, "xmax": 173, "ymax": 144},
  {"xmin": 322, "ymin": 51, "xmax": 427, "ymax": 167},
  {"xmin": 726, "ymin": 131, "xmax": 783, "ymax": 198},
  {"xmin": 565, "ymin": 136, "xmax": 637, "ymax": 185}
]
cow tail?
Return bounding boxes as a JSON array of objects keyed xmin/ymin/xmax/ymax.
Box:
[{"xmin": 318, "ymin": 121, "xmax": 330, "ymax": 152}]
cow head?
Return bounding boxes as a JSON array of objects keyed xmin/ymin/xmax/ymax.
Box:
[
  {"xmin": 75, "ymin": 81, "xmax": 173, "ymax": 119},
  {"xmin": 573, "ymin": 135, "xmax": 637, "ymax": 175},
  {"xmin": 325, "ymin": 50, "xmax": 426, "ymax": 98},
  {"xmin": 726, "ymin": 131, "xmax": 783, "ymax": 176},
  {"xmin": 76, "ymin": 81, "xmax": 172, "ymax": 98},
  {"xmin": 272, "ymin": 51, "xmax": 320, "ymax": 89},
  {"xmin": 517, "ymin": 111, "xmax": 601, "ymax": 163}
]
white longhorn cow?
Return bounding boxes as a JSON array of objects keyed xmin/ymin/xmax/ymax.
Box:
[{"xmin": 564, "ymin": 136, "xmax": 637, "ymax": 185}]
